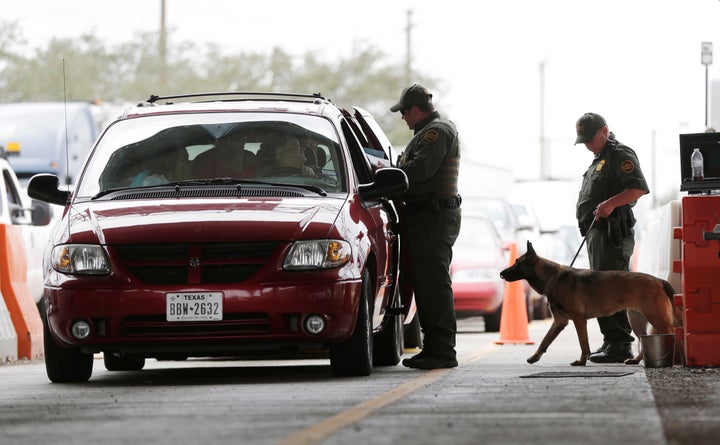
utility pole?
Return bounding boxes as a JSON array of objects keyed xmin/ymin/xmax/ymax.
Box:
[
  {"xmin": 405, "ymin": 10, "xmax": 414, "ymax": 85},
  {"xmin": 160, "ymin": 0, "xmax": 167, "ymax": 84},
  {"xmin": 702, "ymin": 42, "xmax": 713, "ymax": 129},
  {"xmin": 539, "ymin": 60, "xmax": 548, "ymax": 179}
]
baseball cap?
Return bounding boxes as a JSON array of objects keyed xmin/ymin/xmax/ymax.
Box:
[
  {"xmin": 390, "ymin": 84, "xmax": 433, "ymax": 112},
  {"xmin": 574, "ymin": 112, "xmax": 607, "ymax": 144}
]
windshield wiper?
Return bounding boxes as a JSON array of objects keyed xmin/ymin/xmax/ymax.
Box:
[
  {"xmin": 92, "ymin": 178, "xmax": 327, "ymax": 199},
  {"xmin": 284, "ymin": 184, "xmax": 327, "ymax": 196},
  {"xmin": 168, "ymin": 178, "xmax": 275, "ymax": 187},
  {"xmin": 169, "ymin": 178, "xmax": 327, "ymax": 196},
  {"xmin": 91, "ymin": 178, "xmax": 272, "ymax": 199},
  {"xmin": 91, "ymin": 187, "xmax": 134, "ymax": 199}
]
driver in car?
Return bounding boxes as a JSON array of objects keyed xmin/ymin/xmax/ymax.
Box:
[{"xmin": 266, "ymin": 136, "xmax": 319, "ymax": 178}]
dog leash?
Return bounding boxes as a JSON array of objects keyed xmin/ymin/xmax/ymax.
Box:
[{"xmin": 570, "ymin": 218, "xmax": 596, "ymax": 267}]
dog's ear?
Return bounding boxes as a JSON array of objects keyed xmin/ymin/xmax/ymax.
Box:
[{"xmin": 526, "ymin": 241, "xmax": 535, "ymax": 255}]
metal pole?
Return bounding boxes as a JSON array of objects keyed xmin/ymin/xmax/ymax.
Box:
[
  {"xmin": 539, "ymin": 60, "xmax": 546, "ymax": 179},
  {"xmin": 702, "ymin": 42, "xmax": 713, "ymax": 129},
  {"xmin": 405, "ymin": 10, "xmax": 414, "ymax": 85},
  {"xmin": 159, "ymin": 0, "xmax": 167, "ymax": 85},
  {"xmin": 160, "ymin": 0, "xmax": 166, "ymax": 64},
  {"xmin": 706, "ymin": 64, "xmax": 709, "ymax": 128}
]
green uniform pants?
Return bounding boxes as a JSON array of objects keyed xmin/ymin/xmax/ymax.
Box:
[
  {"xmin": 407, "ymin": 207, "xmax": 461, "ymax": 358},
  {"xmin": 585, "ymin": 225, "xmax": 635, "ymax": 344}
]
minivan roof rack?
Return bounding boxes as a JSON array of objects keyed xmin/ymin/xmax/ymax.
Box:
[{"xmin": 146, "ymin": 92, "xmax": 329, "ymax": 105}]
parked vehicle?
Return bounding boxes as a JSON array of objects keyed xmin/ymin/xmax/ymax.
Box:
[
  {"xmin": 0, "ymin": 102, "xmax": 99, "ymax": 185},
  {"xmin": 462, "ymin": 195, "xmax": 537, "ymax": 254},
  {"xmin": 510, "ymin": 180, "xmax": 589, "ymax": 319},
  {"xmin": 450, "ymin": 213, "xmax": 508, "ymax": 331},
  {"xmin": 0, "ymin": 147, "xmax": 54, "ymax": 305},
  {"xmin": 461, "ymin": 196, "xmax": 537, "ymax": 321},
  {"xmin": 28, "ymin": 92, "xmax": 412, "ymax": 383}
]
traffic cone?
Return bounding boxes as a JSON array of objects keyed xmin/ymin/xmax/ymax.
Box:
[{"xmin": 495, "ymin": 242, "xmax": 534, "ymax": 345}]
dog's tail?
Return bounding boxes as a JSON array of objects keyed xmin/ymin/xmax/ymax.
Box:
[
  {"xmin": 662, "ymin": 279, "xmax": 683, "ymax": 327},
  {"xmin": 662, "ymin": 280, "xmax": 675, "ymax": 301}
]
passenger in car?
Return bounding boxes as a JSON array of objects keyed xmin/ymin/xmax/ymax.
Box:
[
  {"xmin": 192, "ymin": 132, "xmax": 257, "ymax": 179},
  {"xmin": 122, "ymin": 145, "xmax": 192, "ymax": 187},
  {"xmin": 163, "ymin": 145, "xmax": 193, "ymax": 182},
  {"xmin": 255, "ymin": 140, "xmax": 278, "ymax": 176},
  {"xmin": 300, "ymin": 134, "xmax": 327, "ymax": 168},
  {"xmin": 265, "ymin": 135, "xmax": 319, "ymax": 178}
]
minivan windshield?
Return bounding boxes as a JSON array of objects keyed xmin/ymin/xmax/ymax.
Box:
[{"xmin": 75, "ymin": 112, "xmax": 345, "ymax": 199}]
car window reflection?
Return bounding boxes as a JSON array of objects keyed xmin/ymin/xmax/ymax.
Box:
[{"xmin": 91, "ymin": 118, "xmax": 344, "ymax": 197}]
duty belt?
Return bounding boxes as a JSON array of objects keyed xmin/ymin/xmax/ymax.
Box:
[
  {"xmin": 405, "ymin": 195, "xmax": 462, "ymax": 213},
  {"xmin": 579, "ymin": 218, "xmax": 607, "ymax": 236}
]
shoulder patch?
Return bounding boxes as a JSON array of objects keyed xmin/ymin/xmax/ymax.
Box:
[
  {"xmin": 621, "ymin": 160, "xmax": 635, "ymax": 173},
  {"xmin": 424, "ymin": 129, "xmax": 439, "ymax": 142}
]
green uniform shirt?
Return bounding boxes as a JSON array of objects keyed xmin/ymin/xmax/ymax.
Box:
[
  {"xmin": 576, "ymin": 138, "xmax": 649, "ymax": 230},
  {"xmin": 397, "ymin": 111, "xmax": 460, "ymax": 202}
]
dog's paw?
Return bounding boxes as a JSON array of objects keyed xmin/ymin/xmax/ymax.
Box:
[
  {"xmin": 527, "ymin": 354, "xmax": 540, "ymax": 364},
  {"xmin": 570, "ymin": 360, "xmax": 587, "ymax": 366}
]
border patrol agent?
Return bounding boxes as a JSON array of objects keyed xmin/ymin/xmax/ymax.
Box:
[
  {"xmin": 574, "ymin": 112, "xmax": 650, "ymax": 363},
  {"xmin": 391, "ymin": 84, "xmax": 461, "ymax": 370}
]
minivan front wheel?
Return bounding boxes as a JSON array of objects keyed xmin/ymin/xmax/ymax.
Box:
[
  {"xmin": 43, "ymin": 314, "xmax": 93, "ymax": 383},
  {"xmin": 373, "ymin": 312, "xmax": 403, "ymax": 366},
  {"xmin": 329, "ymin": 269, "xmax": 373, "ymax": 376}
]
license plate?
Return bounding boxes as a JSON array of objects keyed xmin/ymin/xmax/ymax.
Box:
[{"xmin": 166, "ymin": 292, "xmax": 223, "ymax": 321}]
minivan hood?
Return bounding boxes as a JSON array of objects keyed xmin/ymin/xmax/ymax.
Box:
[{"xmin": 61, "ymin": 197, "xmax": 346, "ymax": 245}]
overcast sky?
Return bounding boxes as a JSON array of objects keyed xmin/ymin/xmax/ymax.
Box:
[{"xmin": 6, "ymin": 0, "xmax": 720, "ymax": 203}]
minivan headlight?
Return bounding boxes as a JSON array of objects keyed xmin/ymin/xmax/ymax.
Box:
[
  {"xmin": 52, "ymin": 244, "xmax": 110, "ymax": 275},
  {"xmin": 283, "ymin": 240, "xmax": 351, "ymax": 270}
]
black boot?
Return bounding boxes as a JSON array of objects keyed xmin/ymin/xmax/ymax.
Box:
[
  {"xmin": 402, "ymin": 353, "xmax": 458, "ymax": 369},
  {"xmin": 402, "ymin": 349, "xmax": 458, "ymax": 370},
  {"xmin": 588, "ymin": 342, "xmax": 633, "ymax": 363},
  {"xmin": 590, "ymin": 341, "xmax": 609, "ymax": 355}
]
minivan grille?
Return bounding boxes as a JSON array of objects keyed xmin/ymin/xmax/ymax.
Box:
[
  {"xmin": 114, "ymin": 242, "xmax": 278, "ymax": 284},
  {"xmin": 121, "ymin": 313, "xmax": 272, "ymax": 337}
]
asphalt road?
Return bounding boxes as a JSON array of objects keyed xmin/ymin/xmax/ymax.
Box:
[{"xmin": 0, "ymin": 317, "xmax": 718, "ymax": 445}]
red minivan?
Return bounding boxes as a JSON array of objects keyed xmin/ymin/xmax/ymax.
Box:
[{"xmin": 29, "ymin": 92, "xmax": 412, "ymax": 382}]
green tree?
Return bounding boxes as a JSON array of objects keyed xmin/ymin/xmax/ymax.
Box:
[{"xmin": 0, "ymin": 22, "xmax": 437, "ymax": 146}]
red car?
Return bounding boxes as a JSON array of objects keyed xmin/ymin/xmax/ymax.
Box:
[
  {"xmin": 28, "ymin": 92, "xmax": 412, "ymax": 382},
  {"xmin": 451, "ymin": 213, "xmax": 508, "ymax": 331}
]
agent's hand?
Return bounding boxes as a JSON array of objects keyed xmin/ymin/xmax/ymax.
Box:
[{"xmin": 593, "ymin": 200, "xmax": 614, "ymax": 219}]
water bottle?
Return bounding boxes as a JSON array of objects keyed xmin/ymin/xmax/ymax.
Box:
[{"xmin": 691, "ymin": 148, "xmax": 704, "ymax": 181}]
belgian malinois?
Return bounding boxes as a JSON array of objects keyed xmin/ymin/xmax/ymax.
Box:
[{"xmin": 500, "ymin": 241, "xmax": 679, "ymax": 366}]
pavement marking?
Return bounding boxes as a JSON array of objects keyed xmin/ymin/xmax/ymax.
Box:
[
  {"xmin": 273, "ymin": 342, "xmax": 500, "ymax": 445},
  {"xmin": 461, "ymin": 342, "xmax": 502, "ymax": 365}
]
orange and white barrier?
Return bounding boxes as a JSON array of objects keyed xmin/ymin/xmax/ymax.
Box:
[
  {"xmin": 0, "ymin": 224, "xmax": 43, "ymax": 360},
  {"xmin": 0, "ymin": 290, "xmax": 18, "ymax": 364}
]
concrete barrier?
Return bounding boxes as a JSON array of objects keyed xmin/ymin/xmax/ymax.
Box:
[
  {"xmin": 0, "ymin": 290, "xmax": 18, "ymax": 364},
  {"xmin": 0, "ymin": 224, "xmax": 43, "ymax": 360}
]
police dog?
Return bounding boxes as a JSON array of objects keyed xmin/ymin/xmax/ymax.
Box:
[{"xmin": 500, "ymin": 241, "xmax": 678, "ymax": 366}]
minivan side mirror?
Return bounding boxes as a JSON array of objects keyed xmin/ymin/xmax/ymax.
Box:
[
  {"xmin": 27, "ymin": 174, "xmax": 70, "ymax": 207},
  {"xmin": 30, "ymin": 200, "xmax": 53, "ymax": 226},
  {"xmin": 358, "ymin": 167, "xmax": 409, "ymax": 201}
]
